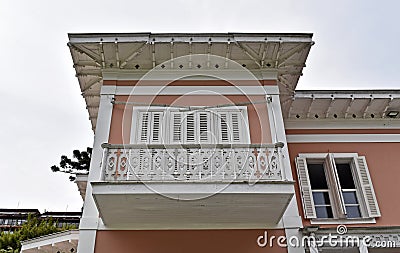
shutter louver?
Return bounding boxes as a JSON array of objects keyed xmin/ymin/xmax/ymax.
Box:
[
  {"xmin": 231, "ymin": 112, "xmax": 241, "ymax": 142},
  {"xmin": 199, "ymin": 112, "xmax": 209, "ymax": 143},
  {"xmin": 186, "ymin": 113, "xmax": 195, "ymax": 142},
  {"xmin": 139, "ymin": 112, "xmax": 150, "ymax": 143},
  {"xmin": 172, "ymin": 113, "xmax": 182, "ymax": 143},
  {"xmin": 151, "ymin": 112, "xmax": 162, "ymax": 143},
  {"xmin": 296, "ymin": 157, "xmax": 317, "ymax": 219},
  {"xmin": 220, "ymin": 113, "xmax": 229, "ymax": 142},
  {"xmin": 355, "ymin": 156, "xmax": 381, "ymax": 217}
]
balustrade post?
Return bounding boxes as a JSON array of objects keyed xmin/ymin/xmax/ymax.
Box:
[
  {"xmin": 100, "ymin": 146, "xmax": 109, "ymax": 181},
  {"xmin": 277, "ymin": 147, "xmax": 286, "ymax": 181}
]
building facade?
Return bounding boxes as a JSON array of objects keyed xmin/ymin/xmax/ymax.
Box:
[
  {"xmin": 68, "ymin": 33, "xmax": 400, "ymax": 253},
  {"xmin": 0, "ymin": 209, "xmax": 40, "ymax": 232},
  {"xmin": 0, "ymin": 209, "xmax": 81, "ymax": 233}
]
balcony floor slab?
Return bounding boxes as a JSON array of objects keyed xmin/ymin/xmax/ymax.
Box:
[{"xmin": 91, "ymin": 181, "xmax": 294, "ymax": 229}]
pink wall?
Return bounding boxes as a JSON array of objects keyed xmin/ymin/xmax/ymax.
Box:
[{"xmin": 95, "ymin": 229, "xmax": 287, "ymax": 253}]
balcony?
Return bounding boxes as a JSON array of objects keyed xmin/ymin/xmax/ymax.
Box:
[{"xmin": 91, "ymin": 143, "xmax": 295, "ymax": 229}]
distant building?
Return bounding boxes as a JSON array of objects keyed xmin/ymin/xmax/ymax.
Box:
[
  {"xmin": 40, "ymin": 211, "xmax": 81, "ymax": 228},
  {"xmin": 0, "ymin": 209, "xmax": 81, "ymax": 232},
  {"xmin": 0, "ymin": 209, "xmax": 40, "ymax": 232}
]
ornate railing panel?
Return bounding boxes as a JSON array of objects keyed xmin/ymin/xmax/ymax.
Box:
[{"xmin": 101, "ymin": 143, "xmax": 285, "ymax": 182}]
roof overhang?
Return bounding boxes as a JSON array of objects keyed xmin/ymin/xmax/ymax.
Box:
[
  {"xmin": 68, "ymin": 32, "xmax": 314, "ymax": 131},
  {"xmin": 282, "ymin": 90, "xmax": 400, "ymax": 123},
  {"xmin": 74, "ymin": 174, "xmax": 88, "ymax": 201}
]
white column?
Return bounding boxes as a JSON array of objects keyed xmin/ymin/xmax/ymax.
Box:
[
  {"xmin": 77, "ymin": 94, "xmax": 114, "ymax": 253},
  {"xmin": 359, "ymin": 242, "xmax": 369, "ymax": 253},
  {"xmin": 309, "ymin": 244, "xmax": 319, "ymax": 253},
  {"xmin": 267, "ymin": 87, "xmax": 305, "ymax": 252},
  {"xmin": 266, "ymin": 91, "xmax": 292, "ymax": 181},
  {"xmin": 284, "ymin": 228, "xmax": 306, "ymax": 253}
]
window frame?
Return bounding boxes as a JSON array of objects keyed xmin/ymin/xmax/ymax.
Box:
[
  {"xmin": 296, "ymin": 153, "xmax": 381, "ymax": 224},
  {"xmin": 130, "ymin": 106, "xmax": 251, "ymax": 145}
]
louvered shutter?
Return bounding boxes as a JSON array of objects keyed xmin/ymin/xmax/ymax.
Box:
[
  {"xmin": 150, "ymin": 112, "xmax": 163, "ymax": 143},
  {"xmin": 185, "ymin": 112, "xmax": 196, "ymax": 143},
  {"xmin": 230, "ymin": 112, "xmax": 242, "ymax": 143},
  {"xmin": 219, "ymin": 112, "xmax": 229, "ymax": 143},
  {"xmin": 171, "ymin": 112, "xmax": 182, "ymax": 143},
  {"xmin": 198, "ymin": 112, "xmax": 210, "ymax": 143},
  {"xmin": 217, "ymin": 111, "xmax": 247, "ymax": 143},
  {"xmin": 295, "ymin": 157, "xmax": 317, "ymax": 218},
  {"xmin": 138, "ymin": 112, "xmax": 150, "ymax": 143},
  {"xmin": 137, "ymin": 112, "xmax": 163, "ymax": 144},
  {"xmin": 354, "ymin": 156, "xmax": 381, "ymax": 217},
  {"xmin": 325, "ymin": 154, "xmax": 347, "ymax": 217}
]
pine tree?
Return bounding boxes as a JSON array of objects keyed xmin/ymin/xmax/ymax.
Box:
[{"xmin": 51, "ymin": 147, "xmax": 92, "ymax": 181}]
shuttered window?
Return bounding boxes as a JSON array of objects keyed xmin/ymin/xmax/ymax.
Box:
[
  {"xmin": 135, "ymin": 108, "xmax": 249, "ymax": 144},
  {"xmin": 218, "ymin": 111, "xmax": 245, "ymax": 143},
  {"xmin": 296, "ymin": 153, "xmax": 380, "ymax": 220},
  {"xmin": 137, "ymin": 112, "xmax": 164, "ymax": 144}
]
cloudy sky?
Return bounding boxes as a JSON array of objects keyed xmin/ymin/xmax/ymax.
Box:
[{"xmin": 0, "ymin": 0, "xmax": 399, "ymax": 212}]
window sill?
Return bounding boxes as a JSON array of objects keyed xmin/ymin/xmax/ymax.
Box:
[{"xmin": 310, "ymin": 217, "xmax": 376, "ymax": 225}]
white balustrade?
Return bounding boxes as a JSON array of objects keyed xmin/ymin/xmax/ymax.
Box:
[{"xmin": 101, "ymin": 143, "xmax": 285, "ymax": 182}]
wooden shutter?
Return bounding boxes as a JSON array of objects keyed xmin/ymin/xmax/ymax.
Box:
[
  {"xmin": 185, "ymin": 112, "xmax": 196, "ymax": 143},
  {"xmin": 354, "ymin": 156, "xmax": 381, "ymax": 217},
  {"xmin": 198, "ymin": 112, "xmax": 210, "ymax": 143},
  {"xmin": 295, "ymin": 157, "xmax": 317, "ymax": 218},
  {"xmin": 137, "ymin": 111, "xmax": 163, "ymax": 144},
  {"xmin": 171, "ymin": 112, "xmax": 182, "ymax": 143},
  {"xmin": 150, "ymin": 112, "xmax": 163, "ymax": 143},
  {"xmin": 138, "ymin": 112, "xmax": 150, "ymax": 143},
  {"xmin": 219, "ymin": 112, "xmax": 229, "ymax": 143},
  {"xmin": 230, "ymin": 112, "xmax": 241, "ymax": 143},
  {"xmin": 325, "ymin": 154, "xmax": 347, "ymax": 217},
  {"xmin": 217, "ymin": 111, "xmax": 248, "ymax": 143}
]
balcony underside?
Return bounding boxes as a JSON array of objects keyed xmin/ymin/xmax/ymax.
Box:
[{"xmin": 91, "ymin": 181, "xmax": 294, "ymax": 229}]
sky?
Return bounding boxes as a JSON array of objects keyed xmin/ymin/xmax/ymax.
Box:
[{"xmin": 0, "ymin": 0, "xmax": 399, "ymax": 212}]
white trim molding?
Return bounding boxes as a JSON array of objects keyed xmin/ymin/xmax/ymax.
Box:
[
  {"xmin": 101, "ymin": 85, "xmax": 279, "ymax": 96},
  {"xmin": 287, "ymin": 134, "xmax": 400, "ymax": 143},
  {"xmin": 310, "ymin": 218, "xmax": 376, "ymax": 225},
  {"xmin": 284, "ymin": 119, "xmax": 400, "ymax": 129},
  {"xmin": 102, "ymin": 69, "xmax": 279, "ymax": 81}
]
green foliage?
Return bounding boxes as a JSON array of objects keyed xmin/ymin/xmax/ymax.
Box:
[
  {"xmin": 0, "ymin": 215, "xmax": 77, "ymax": 252},
  {"xmin": 0, "ymin": 246, "xmax": 19, "ymax": 253},
  {"xmin": 51, "ymin": 147, "xmax": 92, "ymax": 181}
]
